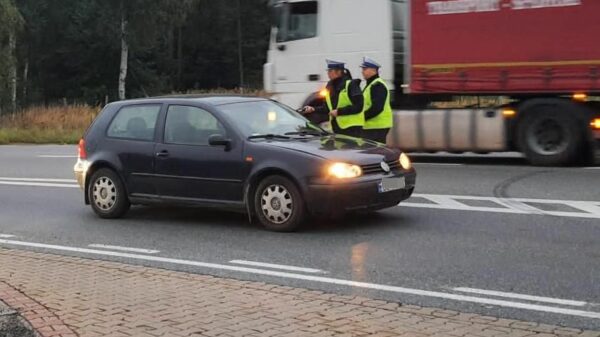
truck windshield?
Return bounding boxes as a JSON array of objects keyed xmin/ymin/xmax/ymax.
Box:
[{"xmin": 272, "ymin": 1, "xmax": 318, "ymax": 42}]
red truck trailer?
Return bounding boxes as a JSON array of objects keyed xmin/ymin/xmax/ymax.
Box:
[{"xmin": 410, "ymin": 0, "xmax": 600, "ymax": 94}]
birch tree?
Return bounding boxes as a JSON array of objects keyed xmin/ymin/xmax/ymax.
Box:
[{"xmin": 0, "ymin": 0, "xmax": 22, "ymax": 113}]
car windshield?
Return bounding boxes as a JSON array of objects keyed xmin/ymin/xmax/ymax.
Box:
[{"xmin": 218, "ymin": 100, "xmax": 327, "ymax": 138}]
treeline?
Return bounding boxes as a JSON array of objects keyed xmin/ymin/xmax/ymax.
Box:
[{"xmin": 0, "ymin": 0, "xmax": 271, "ymax": 114}]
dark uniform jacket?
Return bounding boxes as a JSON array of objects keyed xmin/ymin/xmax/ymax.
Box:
[{"xmin": 310, "ymin": 76, "xmax": 363, "ymax": 129}]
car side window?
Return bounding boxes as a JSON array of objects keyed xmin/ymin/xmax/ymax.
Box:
[
  {"xmin": 164, "ymin": 105, "xmax": 226, "ymax": 146},
  {"xmin": 107, "ymin": 105, "xmax": 161, "ymax": 141}
]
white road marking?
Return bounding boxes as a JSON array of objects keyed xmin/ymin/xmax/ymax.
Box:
[
  {"xmin": 0, "ymin": 238, "xmax": 599, "ymax": 319},
  {"xmin": 0, "ymin": 177, "xmax": 76, "ymax": 183},
  {"xmin": 37, "ymin": 155, "xmax": 78, "ymax": 158},
  {"xmin": 88, "ymin": 244, "xmax": 160, "ymax": 254},
  {"xmin": 453, "ymin": 287, "xmax": 587, "ymax": 307},
  {"xmin": 0, "ymin": 234, "xmax": 15, "ymax": 238},
  {"xmin": 402, "ymin": 194, "xmax": 600, "ymax": 219},
  {"xmin": 582, "ymin": 167, "xmax": 600, "ymax": 170},
  {"xmin": 229, "ymin": 260, "xmax": 325, "ymax": 274},
  {"xmin": 413, "ymin": 163, "xmax": 464, "ymax": 167},
  {"xmin": 0, "ymin": 181, "xmax": 79, "ymax": 188}
]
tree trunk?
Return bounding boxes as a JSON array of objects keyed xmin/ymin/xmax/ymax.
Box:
[
  {"xmin": 237, "ymin": 0, "xmax": 244, "ymax": 93},
  {"xmin": 118, "ymin": 2, "xmax": 129, "ymax": 100},
  {"xmin": 22, "ymin": 58, "xmax": 29, "ymax": 105},
  {"xmin": 177, "ymin": 26, "xmax": 183, "ymax": 91},
  {"xmin": 8, "ymin": 30, "xmax": 17, "ymax": 112}
]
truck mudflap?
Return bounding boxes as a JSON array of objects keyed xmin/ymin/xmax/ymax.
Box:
[{"xmin": 386, "ymin": 109, "xmax": 506, "ymax": 152}]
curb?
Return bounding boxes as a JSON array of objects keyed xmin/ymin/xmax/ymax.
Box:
[
  {"xmin": 0, "ymin": 299, "xmax": 36, "ymax": 337},
  {"xmin": 0, "ymin": 281, "xmax": 77, "ymax": 337}
]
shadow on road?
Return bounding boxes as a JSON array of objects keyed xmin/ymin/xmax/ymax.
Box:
[{"xmin": 117, "ymin": 206, "xmax": 412, "ymax": 234}]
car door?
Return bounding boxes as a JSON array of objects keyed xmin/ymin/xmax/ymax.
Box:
[
  {"xmin": 104, "ymin": 103, "xmax": 162, "ymax": 197},
  {"xmin": 154, "ymin": 104, "xmax": 247, "ymax": 203}
]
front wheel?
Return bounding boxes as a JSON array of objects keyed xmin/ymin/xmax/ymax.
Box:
[
  {"xmin": 88, "ymin": 168, "xmax": 130, "ymax": 219},
  {"xmin": 253, "ymin": 175, "xmax": 306, "ymax": 232}
]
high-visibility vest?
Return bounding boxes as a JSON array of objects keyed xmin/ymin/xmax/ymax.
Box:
[
  {"xmin": 325, "ymin": 80, "xmax": 364, "ymax": 129},
  {"xmin": 363, "ymin": 77, "xmax": 392, "ymax": 130}
]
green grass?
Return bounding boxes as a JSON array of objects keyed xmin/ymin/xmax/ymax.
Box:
[{"xmin": 0, "ymin": 128, "xmax": 84, "ymax": 145}]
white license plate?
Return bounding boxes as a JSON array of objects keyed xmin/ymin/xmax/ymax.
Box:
[{"xmin": 378, "ymin": 177, "xmax": 405, "ymax": 193}]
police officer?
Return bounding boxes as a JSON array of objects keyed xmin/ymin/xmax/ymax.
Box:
[
  {"xmin": 303, "ymin": 59, "xmax": 364, "ymax": 138},
  {"xmin": 360, "ymin": 57, "xmax": 393, "ymax": 144}
]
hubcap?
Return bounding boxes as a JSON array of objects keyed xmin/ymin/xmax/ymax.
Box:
[
  {"xmin": 527, "ymin": 118, "xmax": 568, "ymax": 155},
  {"xmin": 92, "ymin": 176, "xmax": 117, "ymax": 211},
  {"xmin": 261, "ymin": 184, "xmax": 293, "ymax": 224}
]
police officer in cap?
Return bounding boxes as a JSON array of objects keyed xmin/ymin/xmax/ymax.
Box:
[
  {"xmin": 303, "ymin": 59, "xmax": 364, "ymax": 138},
  {"xmin": 360, "ymin": 57, "xmax": 393, "ymax": 144}
]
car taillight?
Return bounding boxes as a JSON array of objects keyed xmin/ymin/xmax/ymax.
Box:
[{"xmin": 78, "ymin": 138, "xmax": 87, "ymax": 159}]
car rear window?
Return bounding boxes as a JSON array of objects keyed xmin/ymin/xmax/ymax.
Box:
[{"xmin": 107, "ymin": 105, "xmax": 161, "ymax": 141}]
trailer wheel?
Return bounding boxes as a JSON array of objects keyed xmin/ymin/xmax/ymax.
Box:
[{"xmin": 518, "ymin": 106, "xmax": 583, "ymax": 166}]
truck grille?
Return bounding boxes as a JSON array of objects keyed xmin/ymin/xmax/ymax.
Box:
[{"xmin": 361, "ymin": 160, "xmax": 401, "ymax": 175}]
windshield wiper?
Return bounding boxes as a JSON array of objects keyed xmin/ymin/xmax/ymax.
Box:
[
  {"xmin": 247, "ymin": 134, "xmax": 291, "ymax": 140},
  {"xmin": 284, "ymin": 130, "xmax": 330, "ymax": 137}
]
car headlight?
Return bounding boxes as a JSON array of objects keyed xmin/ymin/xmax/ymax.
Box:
[
  {"xmin": 328, "ymin": 162, "xmax": 362, "ymax": 179},
  {"xmin": 399, "ymin": 153, "xmax": 411, "ymax": 170}
]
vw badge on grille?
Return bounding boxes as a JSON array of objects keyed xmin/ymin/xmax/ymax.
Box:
[{"xmin": 380, "ymin": 161, "xmax": 390, "ymax": 173}]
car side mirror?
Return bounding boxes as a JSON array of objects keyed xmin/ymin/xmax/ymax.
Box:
[{"xmin": 208, "ymin": 134, "xmax": 231, "ymax": 151}]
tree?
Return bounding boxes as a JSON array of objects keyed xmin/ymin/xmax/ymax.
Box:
[
  {"xmin": 0, "ymin": 0, "xmax": 23, "ymax": 114},
  {"xmin": 110, "ymin": 0, "xmax": 196, "ymax": 99},
  {"xmin": 10, "ymin": 0, "xmax": 271, "ymax": 108}
]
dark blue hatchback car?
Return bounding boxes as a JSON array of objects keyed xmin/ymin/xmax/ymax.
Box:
[{"xmin": 74, "ymin": 96, "xmax": 416, "ymax": 231}]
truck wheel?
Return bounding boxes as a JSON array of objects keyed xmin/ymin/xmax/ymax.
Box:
[
  {"xmin": 254, "ymin": 175, "xmax": 306, "ymax": 232},
  {"xmin": 88, "ymin": 168, "xmax": 130, "ymax": 218},
  {"xmin": 518, "ymin": 107, "xmax": 583, "ymax": 166}
]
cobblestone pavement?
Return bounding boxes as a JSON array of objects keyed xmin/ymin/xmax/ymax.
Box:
[{"xmin": 0, "ymin": 248, "xmax": 598, "ymax": 337}]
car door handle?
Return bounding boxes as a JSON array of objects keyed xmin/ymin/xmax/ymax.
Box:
[{"xmin": 155, "ymin": 150, "xmax": 169, "ymax": 158}]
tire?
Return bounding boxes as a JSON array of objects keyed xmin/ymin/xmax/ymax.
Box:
[
  {"xmin": 253, "ymin": 175, "xmax": 306, "ymax": 232},
  {"xmin": 88, "ymin": 168, "xmax": 130, "ymax": 219},
  {"xmin": 518, "ymin": 106, "xmax": 583, "ymax": 166}
]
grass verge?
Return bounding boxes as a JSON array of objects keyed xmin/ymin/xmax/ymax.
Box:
[{"xmin": 0, "ymin": 105, "xmax": 100, "ymax": 145}]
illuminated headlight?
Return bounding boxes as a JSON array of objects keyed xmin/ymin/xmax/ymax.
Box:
[
  {"xmin": 399, "ymin": 153, "xmax": 411, "ymax": 170},
  {"xmin": 328, "ymin": 162, "xmax": 362, "ymax": 179}
]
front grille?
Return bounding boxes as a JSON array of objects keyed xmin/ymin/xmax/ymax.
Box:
[{"xmin": 361, "ymin": 160, "xmax": 400, "ymax": 175}]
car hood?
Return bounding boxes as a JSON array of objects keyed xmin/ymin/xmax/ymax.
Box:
[{"xmin": 261, "ymin": 135, "xmax": 401, "ymax": 165}]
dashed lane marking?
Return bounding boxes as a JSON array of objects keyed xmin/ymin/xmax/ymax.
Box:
[
  {"xmin": 453, "ymin": 287, "xmax": 587, "ymax": 307},
  {"xmin": 229, "ymin": 260, "xmax": 326, "ymax": 274}
]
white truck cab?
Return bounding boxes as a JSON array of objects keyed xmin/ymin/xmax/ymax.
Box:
[{"xmin": 264, "ymin": 0, "xmax": 399, "ymax": 109}]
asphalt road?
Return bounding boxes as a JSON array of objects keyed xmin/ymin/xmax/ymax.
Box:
[{"xmin": 0, "ymin": 145, "xmax": 599, "ymax": 329}]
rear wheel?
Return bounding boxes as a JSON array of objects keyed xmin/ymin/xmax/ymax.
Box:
[
  {"xmin": 253, "ymin": 175, "xmax": 306, "ymax": 232},
  {"xmin": 88, "ymin": 168, "xmax": 130, "ymax": 218},
  {"xmin": 518, "ymin": 106, "xmax": 583, "ymax": 166}
]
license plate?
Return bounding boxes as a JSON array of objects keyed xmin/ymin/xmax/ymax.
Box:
[{"xmin": 378, "ymin": 177, "xmax": 405, "ymax": 193}]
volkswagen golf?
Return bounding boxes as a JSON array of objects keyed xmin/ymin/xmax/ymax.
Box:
[{"xmin": 74, "ymin": 96, "xmax": 416, "ymax": 231}]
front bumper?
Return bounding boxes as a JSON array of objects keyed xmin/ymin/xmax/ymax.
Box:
[{"xmin": 306, "ymin": 171, "xmax": 416, "ymax": 216}]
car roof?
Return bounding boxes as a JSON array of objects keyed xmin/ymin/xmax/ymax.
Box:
[{"xmin": 109, "ymin": 95, "xmax": 270, "ymax": 107}]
